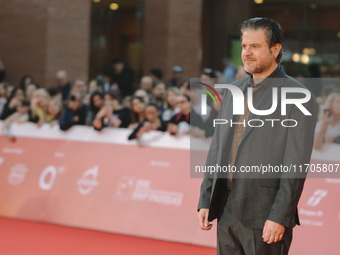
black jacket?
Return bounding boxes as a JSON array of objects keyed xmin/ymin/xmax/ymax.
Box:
[
  {"xmin": 59, "ymin": 105, "xmax": 88, "ymax": 131},
  {"xmin": 198, "ymin": 66, "xmax": 318, "ymax": 229}
]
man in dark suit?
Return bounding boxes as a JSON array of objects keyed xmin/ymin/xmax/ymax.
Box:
[{"xmin": 197, "ymin": 17, "xmax": 318, "ymax": 255}]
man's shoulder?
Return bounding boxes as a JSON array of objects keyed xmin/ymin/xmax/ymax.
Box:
[
  {"xmin": 283, "ymin": 75, "xmax": 309, "ymax": 90},
  {"xmin": 231, "ymin": 76, "xmax": 249, "ymax": 87},
  {"xmin": 219, "ymin": 76, "xmax": 249, "ymax": 99}
]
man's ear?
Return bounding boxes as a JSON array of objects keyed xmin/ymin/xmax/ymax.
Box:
[{"xmin": 272, "ymin": 43, "xmax": 282, "ymax": 57}]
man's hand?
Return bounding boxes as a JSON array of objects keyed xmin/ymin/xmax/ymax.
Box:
[
  {"xmin": 110, "ymin": 116, "xmax": 121, "ymax": 127},
  {"xmin": 73, "ymin": 116, "xmax": 80, "ymax": 123},
  {"xmin": 97, "ymin": 107, "xmax": 109, "ymax": 119},
  {"xmin": 262, "ymin": 220, "xmax": 285, "ymax": 244},
  {"xmin": 167, "ymin": 123, "xmax": 178, "ymax": 135},
  {"xmin": 191, "ymin": 128, "xmax": 205, "ymax": 138},
  {"xmin": 198, "ymin": 208, "xmax": 213, "ymax": 231},
  {"xmin": 9, "ymin": 98, "xmax": 20, "ymax": 109}
]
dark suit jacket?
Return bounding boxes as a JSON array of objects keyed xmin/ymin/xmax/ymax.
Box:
[{"xmin": 198, "ymin": 66, "xmax": 318, "ymax": 229}]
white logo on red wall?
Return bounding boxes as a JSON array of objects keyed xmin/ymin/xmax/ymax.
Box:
[
  {"xmin": 39, "ymin": 165, "xmax": 64, "ymax": 191},
  {"xmin": 115, "ymin": 176, "xmax": 136, "ymax": 200},
  {"xmin": 8, "ymin": 164, "xmax": 28, "ymax": 185},
  {"xmin": 0, "ymin": 157, "xmax": 4, "ymax": 165},
  {"xmin": 77, "ymin": 166, "xmax": 99, "ymax": 195},
  {"xmin": 115, "ymin": 176, "xmax": 183, "ymax": 206},
  {"xmin": 306, "ymin": 189, "xmax": 328, "ymax": 207}
]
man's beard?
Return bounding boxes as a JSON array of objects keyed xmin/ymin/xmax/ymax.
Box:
[
  {"xmin": 243, "ymin": 51, "xmax": 274, "ymax": 74},
  {"xmin": 243, "ymin": 59, "xmax": 271, "ymax": 74},
  {"xmin": 155, "ymin": 96, "xmax": 164, "ymax": 102}
]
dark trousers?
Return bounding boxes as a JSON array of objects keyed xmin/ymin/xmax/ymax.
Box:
[{"xmin": 217, "ymin": 185, "xmax": 292, "ymax": 255}]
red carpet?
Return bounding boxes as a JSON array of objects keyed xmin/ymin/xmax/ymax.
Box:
[{"xmin": 0, "ymin": 217, "xmax": 216, "ymax": 255}]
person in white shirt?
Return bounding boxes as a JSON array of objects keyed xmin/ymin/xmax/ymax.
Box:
[{"xmin": 314, "ymin": 89, "xmax": 340, "ymax": 150}]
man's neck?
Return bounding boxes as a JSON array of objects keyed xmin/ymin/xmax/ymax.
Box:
[{"xmin": 252, "ymin": 63, "xmax": 279, "ymax": 84}]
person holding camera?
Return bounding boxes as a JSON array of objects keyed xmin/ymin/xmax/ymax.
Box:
[
  {"xmin": 59, "ymin": 92, "xmax": 88, "ymax": 131},
  {"xmin": 93, "ymin": 91, "xmax": 131, "ymax": 130}
]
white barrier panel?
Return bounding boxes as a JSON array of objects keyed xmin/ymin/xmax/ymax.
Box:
[
  {"xmin": 0, "ymin": 122, "xmax": 339, "ymax": 254},
  {"xmin": 0, "ymin": 122, "xmax": 215, "ymax": 247}
]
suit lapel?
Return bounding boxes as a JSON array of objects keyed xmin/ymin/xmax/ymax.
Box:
[
  {"xmin": 217, "ymin": 79, "xmax": 249, "ymax": 166},
  {"xmin": 239, "ymin": 76, "xmax": 287, "ymax": 147}
]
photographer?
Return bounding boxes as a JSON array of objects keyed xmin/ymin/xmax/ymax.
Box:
[
  {"xmin": 93, "ymin": 91, "xmax": 131, "ymax": 130},
  {"xmin": 59, "ymin": 92, "xmax": 88, "ymax": 131},
  {"xmin": 128, "ymin": 103, "xmax": 165, "ymax": 140}
]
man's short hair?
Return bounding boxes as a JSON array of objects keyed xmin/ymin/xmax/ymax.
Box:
[
  {"xmin": 181, "ymin": 93, "xmax": 190, "ymax": 102},
  {"xmin": 153, "ymin": 81, "xmax": 166, "ymax": 89},
  {"xmin": 149, "ymin": 68, "xmax": 163, "ymax": 80},
  {"xmin": 240, "ymin": 17, "xmax": 284, "ymax": 64},
  {"xmin": 104, "ymin": 90, "xmax": 119, "ymax": 100},
  {"xmin": 146, "ymin": 102, "xmax": 160, "ymax": 111}
]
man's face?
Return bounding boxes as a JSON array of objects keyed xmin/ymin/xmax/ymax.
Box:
[
  {"xmin": 145, "ymin": 106, "xmax": 159, "ymax": 122},
  {"xmin": 173, "ymin": 72, "xmax": 183, "ymax": 80},
  {"xmin": 16, "ymin": 104, "xmax": 29, "ymax": 115},
  {"xmin": 89, "ymin": 80, "xmax": 98, "ymax": 93},
  {"xmin": 74, "ymin": 80, "xmax": 86, "ymax": 93},
  {"xmin": 114, "ymin": 63, "xmax": 124, "ymax": 74},
  {"xmin": 68, "ymin": 95, "xmax": 81, "ymax": 111},
  {"xmin": 241, "ymin": 29, "xmax": 278, "ymax": 77},
  {"xmin": 153, "ymin": 83, "xmax": 166, "ymax": 100},
  {"xmin": 140, "ymin": 77, "xmax": 153, "ymax": 92},
  {"xmin": 56, "ymin": 71, "xmax": 68, "ymax": 86},
  {"xmin": 93, "ymin": 94, "xmax": 104, "ymax": 109}
]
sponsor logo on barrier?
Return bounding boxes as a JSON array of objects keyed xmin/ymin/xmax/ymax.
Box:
[
  {"xmin": 299, "ymin": 219, "xmax": 323, "ymax": 227},
  {"xmin": 3, "ymin": 147, "xmax": 23, "ymax": 154},
  {"xmin": 115, "ymin": 176, "xmax": 183, "ymax": 206},
  {"xmin": 300, "ymin": 189, "xmax": 328, "ymax": 227},
  {"xmin": 325, "ymin": 178, "xmax": 340, "ymax": 184},
  {"xmin": 115, "ymin": 176, "xmax": 136, "ymax": 200},
  {"xmin": 150, "ymin": 160, "xmax": 170, "ymax": 167},
  {"xmin": 77, "ymin": 166, "xmax": 99, "ymax": 195},
  {"xmin": 39, "ymin": 165, "xmax": 65, "ymax": 191},
  {"xmin": 0, "ymin": 157, "xmax": 4, "ymax": 165},
  {"xmin": 306, "ymin": 189, "xmax": 328, "ymax": 207},
  {"xmin": 8, "ymin": 164, "xmax": 28, "ymax": 185},
  {"xmin": 54, "ymin": 152, "xmax": 65, "ymax": 158},
  {"xmin": 300, "ymin": 209, "xmax": 323, "ymax": 217}
]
